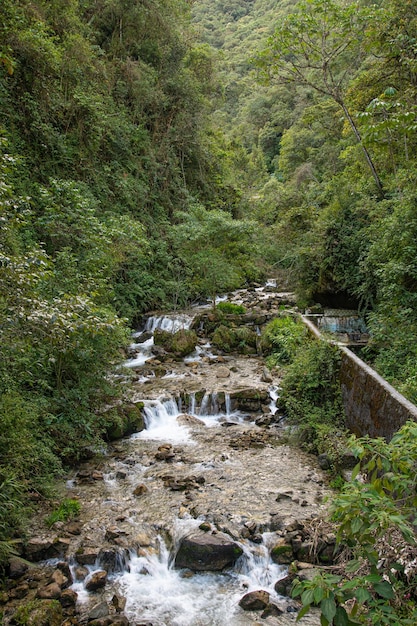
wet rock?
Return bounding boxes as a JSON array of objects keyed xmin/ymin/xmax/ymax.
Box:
[
  {"xmin": 88, "ymin": 600, "xmax": 110, "ymax": 620},
  {"xmin": 261, "ymin": 603, "xmax": 284, "ymax": 618},
  {"xmin": 98, "ymin": 547, "xmax": 129, "ymax": 573},
  {"xmin": 60, "ymin": 588, "xmax": 78, "ymax": 608},
  {"xmin": 56, "ymin": 560, "xmax": 73, "ymax": 583},
  {"xmin": 105, "ymin": 526, "xmax": 127, "ymax": 542},
  {"xmin": 75, "ymin": 565, "xmax": 89, "ymax": 580},
  {"xmin": 111, "ymin": 592, "xmax": 127, "ymax": 612},
  {"xmin": 154, "ymin": 328, "xmax": 198, "ymax": 358},
  {"xmin": 105, "ymin": 403, "xmax": 145, "ymax": 440},
  {"xmin": 274, "ymin": 571, "xmax": 298, "ymax": 596},
  {"xmin": 271, "ymin": 539, "xmax": 294, "ymax": 565},
  {"xmin": 8, "ymin": 556, "xmax": 29, "ymax": 578},
  {"xmin": 174, "ymin": 531, "xmax": 243, "ymax": 571},
  {"xmin": 155, "ymin": 444, "xmax": 175, "ymax": 461},
  {"xmin": 76, "ymin": 547, "xmax": 100, "ymax": 565},
  {"xmin": 239, "ymin": 590, "xmax": 270, "ymax": 610},
  {"xmin": 37, "ymin": 582, "xmax": 62, "ymax": 600},
  {"xmin": 317, "ymin": 454, "xmax": 331, "ymax": 470},
  {"xmin": 229, "ymin": 388, "xmax": 270, "ymax": 412},
  {"xmin": 261, "ymin": 367, "xmax": 273, "ymax": 383},
  {"xmin": 85, "ymin": 569, "xmax": 107, "ymax": 591},
  {"xmin": 133, "ymin": 483, "xmax": 148, "ymax": 496}
]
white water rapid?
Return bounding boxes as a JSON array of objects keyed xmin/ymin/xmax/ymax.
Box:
[{"xmin": 38, "ymin": 284, "xmax": 328, "ymax": 626}]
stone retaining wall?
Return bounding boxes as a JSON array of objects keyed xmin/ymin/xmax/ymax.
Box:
[{"xmin": 301, "ymin": 316, "xmax": 417, "ymax": 440}]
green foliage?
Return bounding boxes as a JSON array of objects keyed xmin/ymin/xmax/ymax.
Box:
[
  {"xmin": 216, "ymin": 301, "xmax": 246, "ymax": 315},
  {"xmin": 292, "ymin": 422, "xmax": 417, "ymax": 624},
  {"xmin": 212, "ymin": 324, "xmax": 258, "ymax": 354},
  {"xmin": 279, "ymin": 340, "xmax": 345, "ymax": 454},
  {"xmin": 261, "ymin": 314, "xmax": 306, "ymax": 365},
  {"xmin": 45, "ymin": 498, "xmax": 80, "ymax": 528}
]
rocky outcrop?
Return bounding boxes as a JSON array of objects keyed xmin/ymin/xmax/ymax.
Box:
[
  {"xmin": 229, "ymin": 388, "xmax": 269, "ymax": 412},
  {"xmin": 174, "ymin": 531, "xmax": 243, "ymax": 571},
  {"xmin": 154, "ymin": 328, "xmax": 198, "ymax": 358},
  {"xmin": 105, "ymin": 402, "xmax": 145, "ymax": 440}
]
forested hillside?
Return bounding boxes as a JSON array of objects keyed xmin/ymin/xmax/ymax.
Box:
[
  {"xmin": 0, "ymin": 0, "xmax": 263, "ymax": 561},
  {"xmin": 193, "ymin": 0, "xmax": 417, "ymax": 404},
  {"xmin": 2, "ymin": 0, "xmax": 417, "ymax": 577}
]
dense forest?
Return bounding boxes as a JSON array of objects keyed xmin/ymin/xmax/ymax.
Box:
[{"xmin": 1, "ymin": 0, "xmax": 417, "ymax": 611}]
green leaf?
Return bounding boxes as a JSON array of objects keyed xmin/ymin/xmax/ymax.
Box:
[
  {"xmin": 301, "ymin": 588, "xmax": 316, "ymax": 606},
  {"xmin": 320, "ymin": 615, "xmax": 329, "ymax": 626},
  {"xmin": 296, "ymin": 604, "xmax": 311, "ymax": 621},
  {"xmin": 321, "ymin": 597, "xmax": 337, "ymax": 622},
  {"xmin": 355, "ymin": 587, "xmax": 371, "ymax": 603},
  {"xmin": 314, "ymin": 586, "xmax": 325, "ymax": 604},
  {"xmin": 373, "ymin": 580, "xmax": 395, "ymax": 599},
  {"xmin": 351, "ymin": 517, "xmax": 362, "ymax": 533},
  {"xmin": 334, "ymin": 606, "xmax": 349, "ymax": 626}
]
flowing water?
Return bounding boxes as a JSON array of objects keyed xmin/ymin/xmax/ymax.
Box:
[{"xmin": 30, "ymin": 285, "xmax": 328, "ymax": 625}]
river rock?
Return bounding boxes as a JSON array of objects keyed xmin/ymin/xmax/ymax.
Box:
[
  {"xmin": 271, "ymin": 538, "xmax": 294, "ymax": 564},
  {"xmin": 51, "ymin": 568, "xmax": 69, "ymax": 588},
  {"xmin": 133, "ymin": 483, "xmax": 148, "ymax": 496},
  {"xmin": 76, "ymin": 546, "xmax": 100, "ymax": 565},
  {"xmin": 60, "ymin": 587, "xmax": 78, "ymax": 608},
  {"xmin": 174, "ymin": 531, "xmax": 243, "ymax": 571},
  {"xmin": 37, "ymin": 582, "xmax": 62, "ymax": 599},
  {"xmin": 216, "ymin": 366, "xmax": 231, "ymax": 378},
  {"xmin": 239, "ymin": 589, "xmax": 270, "ymax": 610},
  {"xmin": 85, "ymin": 569, "xmax": 107, "ymax": 591},
  {"xmin": 154, "ymin": 328, "xmax": 198, "ymax": 358},
  {"xmin": 98, "ymin": 548, "xmax": 129, "ymax": 573},
  {"xmin": 8, "ymin": 556, "xmax": 29, "ymax": 578},
  {"xmin": 88, "ymin": 600, "xmax": 110, "ymax": 620},
  {"xmin": 24, "ymin": 538, "xmax": 53, "ymax": 561},
  {"xmin": 111, "ymin": 592, "xmax": 127, "ymax": 612}
]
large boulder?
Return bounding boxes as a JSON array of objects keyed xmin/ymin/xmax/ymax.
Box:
[
  {"xmin": 154, "ymin": 329, "xmax": 198, "ymax": 358},
  {"xmin": 174, "ymin": 532, "xmax": 243, "ymax": 571},
  {"xmin": 105, "ymin": 402, "xmax": 145, "ymax": 440},
  {"xmin": 239, "ymin": 590, "xmax": 270, "ymax": 611}
]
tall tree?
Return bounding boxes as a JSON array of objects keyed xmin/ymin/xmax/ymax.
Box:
[{"xmin": 256, "ymin": 0, "xmax": 384, "ymax": 197}]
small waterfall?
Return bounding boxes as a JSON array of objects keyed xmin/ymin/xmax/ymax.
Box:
[
  {"xmin": 133, "ymin": 399, "xmax": 192, "ymax": 443},
  {"xmin": 268, "ymin": 386, "xmax": 279, "ymax": 416},
  {"xmin": 113, "ymin": 529, "xmax": 285, "ymax": 626},
  {"xmin": 123, "ymin": 337, "xmax": 154, "ymax": 368},
  {"xmin": 145, "ymin": 314, "xmax": 193, "ymax": 333}
]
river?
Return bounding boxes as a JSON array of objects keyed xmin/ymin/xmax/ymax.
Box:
[{"xmin": 17, "ymin": 285, "xmax": 330, "ymax": 625}]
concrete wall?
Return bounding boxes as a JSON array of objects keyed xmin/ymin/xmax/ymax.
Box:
[{"xmin": 301, "ymin": 316, "xmax": 417, "ymax": 440}]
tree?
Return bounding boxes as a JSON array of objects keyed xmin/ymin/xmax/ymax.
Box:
[
  {"xmin": 256, "ymin": 0, "xmax": 384, "ymax": 196},
  {"xmin": 172, "ymin": 203, "xmax": 260, "ymax": 305}
]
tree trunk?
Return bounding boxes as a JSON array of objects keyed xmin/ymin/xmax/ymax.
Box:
[{"xmin": 340, "ymin": 101, "xmax": 384, "ymax": 198}]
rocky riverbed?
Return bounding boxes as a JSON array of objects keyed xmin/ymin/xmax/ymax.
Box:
[{"xmin": 2, "ymin": 285, "xmax": 336, "ymax": 626}]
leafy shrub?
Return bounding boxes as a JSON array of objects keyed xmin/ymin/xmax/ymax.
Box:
[
  {"xmin": 279, "ymin": 340, "xmax": 345, "ymax": 454},
  {"xmin": 216, "ymin": 301, "xmax": 246, "ymax": 314},
  {"xmin": 292, "ymin": 421, "xmax": 417, "ymax": 624},
  {"xmin": 261, "ymin": 315, "xmax": 306, "ymax": 365},
  {"xmin": 45, "ymin": 498, "xmax": 81, "ymax": 528}
]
